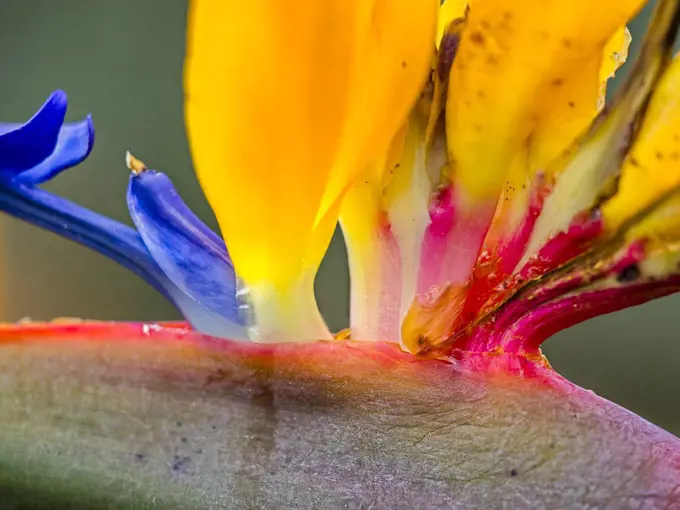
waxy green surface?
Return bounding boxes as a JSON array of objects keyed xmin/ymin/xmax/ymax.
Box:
[{"xmin": 0, "ymin": 323, "xmax": 677, "ymax": 509}]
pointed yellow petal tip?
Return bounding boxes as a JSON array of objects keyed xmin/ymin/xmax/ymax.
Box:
[{"xmin": 125, "ymin": 151, "xmax": 147, "ymax": 175}]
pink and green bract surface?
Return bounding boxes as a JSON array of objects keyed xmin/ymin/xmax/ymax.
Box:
[{"xmin": 2, "ymin": 0, "xmax": 680, "ymax": 508}]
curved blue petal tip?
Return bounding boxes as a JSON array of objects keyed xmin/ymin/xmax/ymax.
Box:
[
  {"xmin": 0, "ymin": 91, "xmax": 67, "ymax": 175},
  {"xmin": 15, "ymin": 115, "xmax": 95, "ymax": 185},
  {"xmin": 127, "ymin": 167, "xmax": 246, "ymax": 338}
]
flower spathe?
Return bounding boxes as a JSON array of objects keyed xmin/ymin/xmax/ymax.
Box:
[{"xmin": 3, "ymin": 0, "xmax": 680, "ymax": 358}]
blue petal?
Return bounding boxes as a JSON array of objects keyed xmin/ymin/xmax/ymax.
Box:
[
  {"xmin": 127, "ymin": 169, "xmax": 245, "ymax": 333},
  {"xmin": 0, "ymin": 91, "xmax": 67, "ymax": 176},
  {"xmin": 14, "ymin": 116, "xmax": 95, "ymax": 185},
  {"xmin": 0, "ymin": 182, "xmax": 246, "ymax": 338}
]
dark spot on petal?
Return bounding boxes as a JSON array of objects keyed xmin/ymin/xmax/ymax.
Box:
[
  {"xmin": 630, "ymin": 157, "xmax": 640, "ymax": 167},
  {"xmin": 503, "ymin": 11, "xmax": 513, "ymax": 21},
  {"xmin": 568, "ymin": 101, "xmax": 576, "ymax": 108},
  {"xmin": 470, "ymin": 30, "xmax": 486, "ymax": 46},
  {"xmin": 655, "ymin": 151, "xmax": 664, "ymax": 160},
  {"xmin": 486, "ymin": 54, "xmax": 499, "ymax": 65},
  {"xmin": 562, "ymin": 38, "xmax": 572, "ymax": 49},
  {"xmin": 480, "ymin": 20, "xmax": 491, "ymax": 30},
  {"xmin": 477, "ymin": 89, "xmax": 487, "ymax": 99},
  {"xmin": 402, "ymin": 60, "xmax": 408, "ymax": 69},
  {"xmin": 551, "ymin": 78, "xmax": 564, "ymax": 87},
  {"xmin": 617, "ymin": 264, "xmax": 640, "ymax": 283}
]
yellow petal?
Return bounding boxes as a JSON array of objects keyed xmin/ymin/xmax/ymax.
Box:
[
  {"xmin": 520, "ymin": 0, "xmax": 680, "ymax": 267},
  {"xmin": 184, "ymin": 0, "xmax": 436, "ymax": 339},
  {"xmin": 446, "ymin": 0, "xmax": 644, "ymax": 205},
  {"xmin": 603, "ymin": 54, "xmax": 680, "ymax": 232}
]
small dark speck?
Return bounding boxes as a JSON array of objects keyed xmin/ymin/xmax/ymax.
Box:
[
  {"xmin": 617, "ymin": 264, "xmax": 640, "ymax": 283},
  {"xmin": 510, "ymin": 469, "xmax": 518, "ymax": 477},
  {"xmin": 196, "ymin": 448, "xmax": 203, "ymax": 454},
  {"xmin": 134, "ymin": 453, "xmax": 145, "ymax": 461},
  {"xmin": 395, "ymin": 163, "xmax": 400, "ymax": 168},
  {"xmin": 181, "ymin": 437, "xmax": 188, "ymax": 444},
  {"xmin": 211, "ymin": 425, "xmax": 217, "ymax": 431},
  {"xmin": 630, "ymin": 157, "xmax": 640, "ymax": 167},
  {"xmin": 568, "ymin": 101, "xmax": 575, "ymax": 108},
  {"xmin": 176, "ymin": 421, "xmax": 182, "ymax": 427},
  {"xmin": 470, "ymin": 30, "xmax": 486, "ymax": 46},
  {"xmin": 655, "ymin": 151, "xmax": 664, "ymax": 160},
  {"xmin": 402, "ymin": 60, "xmax": 408, "ymax": 69},
  {"xmin": 551, "ymin": 78, "xmax": 564, "ymax": 87},
  {"xmin": 172, "ymin": 455, "xmax": 191, "ymax": 474}
]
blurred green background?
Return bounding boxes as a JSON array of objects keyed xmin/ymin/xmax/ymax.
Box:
[{"xmin": 0, "ymin": 1, "xmax": 678, "ymax": 434}]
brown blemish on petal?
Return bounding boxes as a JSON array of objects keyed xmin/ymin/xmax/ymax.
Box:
[
  {"xmin": 486, "ymin": 54, "xmax": 499, "ymax": 66},
  {"xmin": 469, "ymin": 31, "xmax": 486, "ymax": 46}
]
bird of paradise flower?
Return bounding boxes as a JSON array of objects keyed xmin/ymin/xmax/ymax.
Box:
[{"xmin": 1, "ymin": 0, "xmax": 680, "ymax": 507}]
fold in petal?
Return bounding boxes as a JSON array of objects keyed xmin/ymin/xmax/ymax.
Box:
[
  {"xmin": 127, "ymin": 165, "xmax": 246, "ymax": 337},
  {"xmin": 603, "ymin": 53, "xmax": 680, "ymax": 231},
  {"xmin": 0, "ymin": 91, "xmax": 67, "ymax": 175}
]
